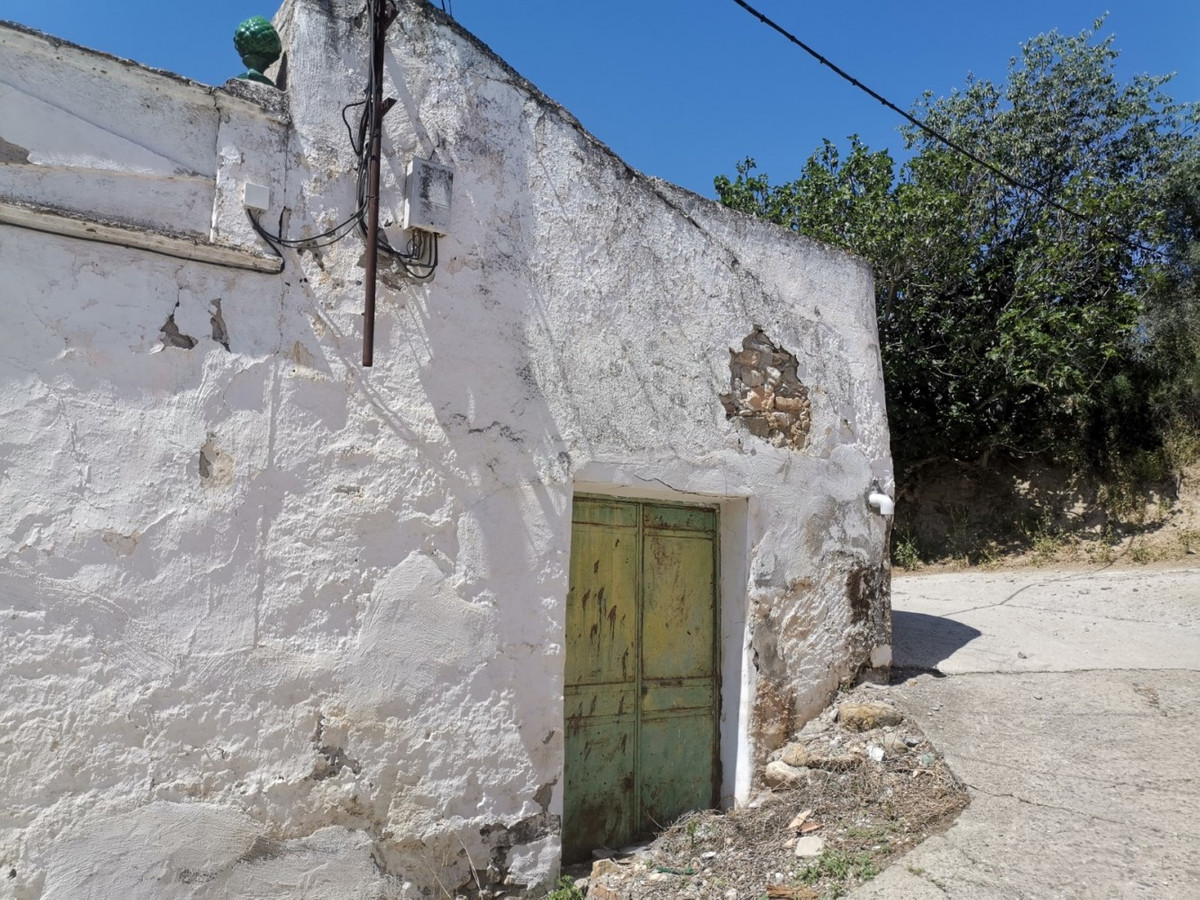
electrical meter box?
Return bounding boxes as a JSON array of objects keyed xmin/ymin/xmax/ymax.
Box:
[{"xmin": 402, "ymin": 158, "xmax": 454, "ymax": 235}]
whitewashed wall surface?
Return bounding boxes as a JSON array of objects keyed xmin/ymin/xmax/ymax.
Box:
[{"xmin": 0, "ymin": 1, "xmax": 893, "ymax": 896}]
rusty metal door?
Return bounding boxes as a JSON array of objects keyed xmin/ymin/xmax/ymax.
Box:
[{"xmin": 564, "ymin": 496, "xmax": 719, "ymax": 861}]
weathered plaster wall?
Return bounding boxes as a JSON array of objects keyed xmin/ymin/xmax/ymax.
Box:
[
  {"xmin": 0, "ymin": 1, "xmax": 891, "ymax": 897},
  {"xmin": 0, "ymin": 23, "xmax": 289, "ymax": 248}
]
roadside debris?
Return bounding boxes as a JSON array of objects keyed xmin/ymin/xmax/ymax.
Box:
[{"xmin": 569, "ymin": 682, "xmax": 968, "ymax": 899}]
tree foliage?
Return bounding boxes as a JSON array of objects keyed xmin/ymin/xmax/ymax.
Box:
[{"xmin": 715, "ymin": 21, "xmax": 1199, "ymax": 473}]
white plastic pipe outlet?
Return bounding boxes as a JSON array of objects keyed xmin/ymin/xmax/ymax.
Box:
[{"xmin": 868, "ymin": 492, "xmax": 895, "ymax": 516}]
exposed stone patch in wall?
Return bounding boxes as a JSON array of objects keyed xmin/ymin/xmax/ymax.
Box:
[
  {"xmin": 721, "ymin": 326, "xmax": 812, "ymax": 450},
  {"xmin": 197, "ymin": 433, "xmax": 234, "ymax": 485},
  {"xmin": 840, "ymin": 553, "xmax": 893, "ymax": 681},
  {"xmin": 101, "ymin": 529, "xmax": 139, "ymax": 556},
  {"xmin": 751, "ymin": 675, "xmax": 795, "ymax": 770},
  {"xmin": 532, "ymin": 779, "xmax": 555, "ymax": 813},
  {"xmin": 749, "ymin": 554, "xmax": 895, "ymax": 773},
  {"xmin": 309, "ymin": 714, "xmax": 363, "ymax": 781},
  {"xmin": 474, "ymin": 812, "xmax": 560, "ymax": 897},
  {"xmin": 846, "ymin": 567, "xmax": 872, "ymax": 623},
  {"xmin": 748, "ymin": 598, "xmax": 795, "ymax": 767},
  {"xmin": 160, "ymin": 302, "xmax": 197, "ymax": 349},
  {"xmin": 834, "ymin": 553, "xmax": 889, "ymax": 638}
]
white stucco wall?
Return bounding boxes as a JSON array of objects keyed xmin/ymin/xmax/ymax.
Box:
[{"xmin": 0, "ymin": 2, "xmax": 892, "ymax": 897}]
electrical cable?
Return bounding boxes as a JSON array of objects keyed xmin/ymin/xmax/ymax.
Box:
[
  {"xmin": 251, "ymin": 0, "xmax": 439, "ymax": 280},
  {"xmin": 342, "ymin": 98, "xmax": 368, "ymax": 155},
  {"xmin": 353, "ymin": 2, "xmax": 441, "ymax": 281},
  {"xmin": 250, "ymin": 207, "xmax": 363, "ymax": 247},
  {"xmin": 727, "ymin": 0, "xmax": 1168, "ymax": 258},
  {"xmin": 245, "ymin": 99, "xmax": 368, "ymax": 264},
  {"xmin": 247, "ymin": 209, "xmax": 286, "ymax": 271}
]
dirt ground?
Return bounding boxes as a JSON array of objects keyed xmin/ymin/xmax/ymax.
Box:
[
  {"xmin": 891, "ymin": 458, "xmax": 1200, "ymax": 570},
  {"xmin": 560, "ymin": 686, "xmax": 968, "ymax": 900}
]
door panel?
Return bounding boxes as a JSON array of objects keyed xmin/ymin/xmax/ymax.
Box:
[
  {"xmin": 639, "ymin": 510, "xmax": 718, "ymax": 833},
  {"xmin": 642, "ymin": 528, "xmax": 716, "ymax": 681},
  {"xmin": 564, "ymin": 496, "xmax": 718, "ymax": 862},
  {"xmin": 638, "ymin": 710, "xmax": 718, "ymax": 832},
  {"xmin": 564, "ymin": 500, "xmax": 639, "ymax": 689},
  {"xmin": 563, "ymin": 704, "xmax": 635, "ymax": 859},
  {"xmin": 564, "ymin": 499, "xmax": 639, "ymax": 859}
]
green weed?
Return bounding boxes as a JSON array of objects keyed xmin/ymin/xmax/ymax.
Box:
[
  {"xmin": 1129, "ymin": 541, "xmax": 1157, "ymax": 564},
  {"xmin": 1180, "ymin": 528, "xmax": 1199, "ymax": 554},
  {"xmin": 798, "ymin": 849, "xmax": 880, "ymax": 886},
  {"xmin": 1024, "ymin": 515, "xmax": 1063, "ymax": 563},
  {"xmin": 546, "ymin": 876, "xmax": 585, "ymax": 900},
  {"xmin": 891, "ymin": 530, "xmax": 923, "ymax": 569},
  {"xmin": 1163, "ymin": 426, "xmax": 1200, "ymax": 474}
]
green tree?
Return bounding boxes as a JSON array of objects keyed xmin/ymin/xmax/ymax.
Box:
[
  {"xmin": 716, "ymin": 21, "xmax": 1198, "ymax": 473},
  {"xmin": 1142, "ymin": 145, "xmax": 1200, "ymax": 438}
]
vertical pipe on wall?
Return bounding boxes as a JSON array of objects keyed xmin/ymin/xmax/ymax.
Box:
[{"xmin": 362, "ymin": 0, "xmax": 389, "ymax": 368}]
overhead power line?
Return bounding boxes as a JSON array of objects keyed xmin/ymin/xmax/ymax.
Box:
[{"xmin": 728, "ymin": 0, "xmax": 1165, "ymax": 258}]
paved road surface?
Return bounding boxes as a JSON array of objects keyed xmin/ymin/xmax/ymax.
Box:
[{"xmin": 849, "ymin": 565, "xmax": 1200, "ymax": 899}]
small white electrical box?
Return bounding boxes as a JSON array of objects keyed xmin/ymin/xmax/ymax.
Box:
[
  {"xmin": 402, "ymin": 158, "xmax": 453, "ymax": 235},
  {"xmin": 243, "ymin": 182, "xmax": 270, "ymax": 213}
]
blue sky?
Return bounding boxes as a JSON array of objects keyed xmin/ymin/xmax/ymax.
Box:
[{"xmin": 4, "ymin": 1, "xmax": 1196, "ymax": 197}]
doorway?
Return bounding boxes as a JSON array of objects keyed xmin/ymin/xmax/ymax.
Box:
[{"xmin": 563, "ymin": 495, "xmax": 720, "ymax": 862}]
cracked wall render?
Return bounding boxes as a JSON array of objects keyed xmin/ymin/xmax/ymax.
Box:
[{"xmin": 0, "ymin": 1, "xmax": 892, "ymax": 897}]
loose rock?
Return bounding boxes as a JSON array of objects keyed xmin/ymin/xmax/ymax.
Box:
[
  {"xmin": 837, "ymin": 700, "xmax": 904, "ymax": 731},
  {"xmin": 765, "ymin": 759, "xmax": 808, "ymax": 787},
  {"xmin": 882, "ymin": 733, "xmax": 909, "ymax": 754},
  {"xmin": 787, "ymin": 808, "xmax": 813, "ymax": 831},
  {"xmin": 591, "ymin": 858, "xmax": 624, "ymax": 879},
  {"xmin": 793, "ymin": 835, "xmax": 826, "ymax": 858},
  {"xmin": 807, "ymin": 754, "xmax": 859, "ymax": 772},
  {"xmin": 780, "ymin": 743, "xmax": 810, "ymax": 768}
]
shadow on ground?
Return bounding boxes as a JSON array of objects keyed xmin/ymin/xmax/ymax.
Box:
[{"xmin": 890, "ymin": 611, "xmax": 981, "ymax": 681}]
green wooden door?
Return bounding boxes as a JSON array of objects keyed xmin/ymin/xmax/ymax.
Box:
[{"xmin": 563, "ymin": 496, "xmax": 719, "ymax": 861}]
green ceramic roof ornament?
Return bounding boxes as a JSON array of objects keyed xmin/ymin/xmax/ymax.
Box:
[{"xmin": 234, "ymin": 16, "xmax": 282, "ymax": 86}]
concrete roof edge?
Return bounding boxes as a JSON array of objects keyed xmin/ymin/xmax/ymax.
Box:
[
  {"xmin": 395, "ymin": 1, "xmax": 871, "ymax": 275},
  {"xmin": 647, "ymin": 175, "xmax": 876, "ymax": 275},
  {"xmin": 0, "ymin": 20, "xmax": 290, "ymax": 122}
]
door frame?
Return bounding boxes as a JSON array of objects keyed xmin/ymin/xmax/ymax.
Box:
[{"xmin": 567, "ymin": 482, "xmax": 753, "ymax": 812}]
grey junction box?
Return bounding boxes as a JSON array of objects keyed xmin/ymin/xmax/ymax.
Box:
[{"xmin": 402, "ymin": 158, "xmax": 454, "ymax": 235}]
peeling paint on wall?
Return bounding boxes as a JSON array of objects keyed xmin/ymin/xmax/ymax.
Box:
[
  {"xmin": 101, "ymin": 529, "xmax": 139, "ymax": 556},
  {"xmin": 210, "ymin": 298, "xmax": 231, "ymax": 351},
  {"xmin": 160, "ymin": 304, "xmax": 198, "ymax": 349},
  {"xmin": 197, "ymin": 433, "xmax": 234, "ymax": 485},
  {"xmin": 0, "ymin": 136, "xmax": 31, "ymax": 164}
]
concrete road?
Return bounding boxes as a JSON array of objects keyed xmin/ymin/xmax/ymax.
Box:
[{"xmin": 850, "ymin": 565, "xmax": 1200, "ymax": 899}]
